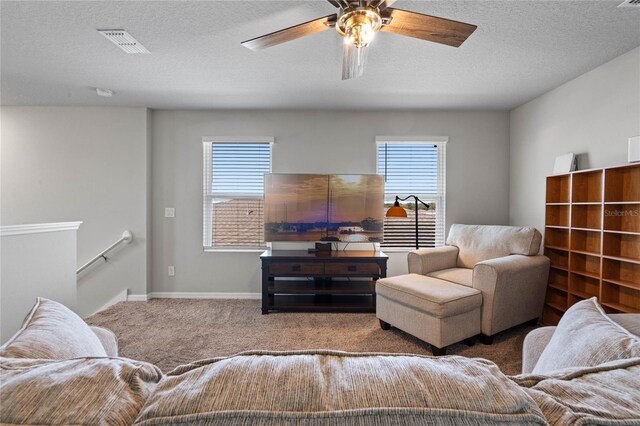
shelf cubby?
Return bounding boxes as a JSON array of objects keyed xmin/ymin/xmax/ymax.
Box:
[
  {"xmin": 569, "ymin": 293, "xmax": 587, "ymax": 306},
  {"xmin": 542, "ymin": 305, "xmax": 564, "ymax": 325},
  {"xmin": 546, "ymin": 174, "xmax": 571, "ymax": 204},
  {"xmin": 543, "ymin": 164, "xmax": 639, "ymax": 324},
  {"xmin": 570, "ymin": 229, "xmax": 601, "ymax": 255},
  {"xmin": 603, "ymin": 203, "xmax": 640, "ymax": 233},
  {"xmin": 545, "ymin": 205, "xmax": 570, "ymax": 227},
  {"xmin": 601, "ymin": 282, "xmax": 640, "ymax": 313},
  {"xmin": 605, "ymin": 165, "xmax": 640, "ymax": 203},
  {"xmin": 548, "ymin": 268, "xmax": 569, "ymax": 291},
  {"xmin": 602, "ymin": 304, "xmax": 625, "ymax": 314},
  {"xmin": 571, "ymin": 204, "xmax": 601, "ymax": 230},
  {"xmin": 545, "ymin": 248, "xmax": 569, "ymax": 269},
  {"xmin": 544, "ymin": 227, "xmax": 569, "ymax": 250},
  {"xmin": 569, "ymin": 273, "xmax": 600, "ymax": 299},
  {"xmin": 602, "ymin": 232, "xmax": 640, "ymax": 262},
  {"xmin": 572, "ymin": 170, "xmax": 602, "ymax": 203},
  {"xmin": 545, "ymin": 287, "xmax": 568, "ymax": 312},
  {"xmin": 570, "ymin": 252, "xmax": 600, "ymax": 278},
  {"xmin": 602, "ymin": 258, "xmax": 640, "ymax": 289}
]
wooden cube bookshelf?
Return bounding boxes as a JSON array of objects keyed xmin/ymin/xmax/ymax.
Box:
[
  {"xmin": 601, "ymin": 281, "xmax": 639, "ymax": 313},
  {"xmin": 544, "ymin": 248, "xmax": 569, "ymax": 269},
  {"xmin": 604, "ymin": 166, "xmax": 640, "ymax": 203},
  {"xmin": 542, "ymin": 163, "xmax": 640, "ymax": 325},
  {"xmin": 571, "ymin": 229, "xmax": 600, "ymax": 255},
  {"xmin": 569, "ymin": 273, "xmax": 600, "ymax": 299},
  {"xmin": 545, "ymin": 205, "xmax": 570, "ymax": 227},
  {"xmin": 603, "ymin": 232, "xmax": 639, "ymax": 262},
  {"xmin": 572, "ymin": 170, "xmax": 602, "ymax": 203},
  {"xmin": 602, "ymin": 258, "xmax": 639, "ymax": 287},
  {"xmin": 548, "ymin": 268, "xmax": 569, "ymax": 291},
  {"xmin": 546, "ymin": 174, "xmax": 571, "ymax": 203},
  {"xmin": 544, "ymin": 227, "xmax": 569, "ymax": 250},
  {"xmin": 542, "ymin": 304, "xmax": 563, "ymax": 325},
  {"xmin": 604, "ymin": 203, "xmax": 640, "ymax": 233},
  {"xmin": 570, "ymin": 252, "xmax": 601, "ymax": 278},
  {"xmin": 571, "ymin": 204, "xmax": 601, "ymax": 230}
]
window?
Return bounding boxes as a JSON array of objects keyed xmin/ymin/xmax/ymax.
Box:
[
  {"xmin": 203, "ymin": 138, "xmax": 273, "ymax": 249},
  {"xmin": 376, "ymin": 138, "xmax": 446, "ymax": 249}
]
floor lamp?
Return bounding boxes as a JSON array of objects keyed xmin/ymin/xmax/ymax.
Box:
[{"xmin": 385, "ymin": 195, "xmax": 430, "ymax": 249}]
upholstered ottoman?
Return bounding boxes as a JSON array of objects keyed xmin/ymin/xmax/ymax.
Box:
[{"xmin": 376, "ymin": 273, "xmax": 482, "ymax": 355}]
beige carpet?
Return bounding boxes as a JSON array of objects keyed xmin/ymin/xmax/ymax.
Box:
[{"xmin": 87, "ymin": 299, "xmax": 535, "ymax": 375}]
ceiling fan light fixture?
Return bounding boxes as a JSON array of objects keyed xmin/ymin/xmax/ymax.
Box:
[
  {"xmin": 342, "ymin": 40, "xmax": 369, "ymax": 79},
  {"xmin": 337, "ymin": 8, "xmax": 382, "ymax": 48},
  {"xmin": 240, "ymin": 1, "xmax": 477, "ymax": 81},
  {"xmin": 344, "ymin": 20, "xmax": 374, "ymax": 47}
]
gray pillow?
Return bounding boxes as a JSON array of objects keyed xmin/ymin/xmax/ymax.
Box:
[
  {"xmin": 532, "ymin": 297, "xmax": 640, "ymax": 374},
  {"xmin": 0, "ymin": 357, "xmax": 161, "ymax": 425},
  {"xmin": 514, "ymin": 357, "xmax": 640, "ymax": 425},
  {"xmin": 0, "ymin": 297, "xmax": 107, "ymax": 359}
]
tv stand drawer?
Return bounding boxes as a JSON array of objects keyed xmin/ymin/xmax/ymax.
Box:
[
  {"xmin": 324, "ymin": 263, "xmax": 380, "ymax": 276},
  {"xmin": 269, "ymin": 262, "xmax": 324, "ymax": 275}
]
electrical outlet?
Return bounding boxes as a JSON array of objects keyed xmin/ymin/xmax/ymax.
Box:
[
  {"xmin": 165, "ymin": 208, "xmax": 175, "ymax": 218},
  {"xmin": 168, "ymin": 265, "xmax": 175, "ymax": 276}
]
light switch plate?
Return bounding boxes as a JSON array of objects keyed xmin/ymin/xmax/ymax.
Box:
[
  {"xmin": 165, "ymin": 208, "xmax": 175, "ymax": 218},
  {"xmin": 168, "ymin": 266, "xmax": 175, "ymax": 276}
]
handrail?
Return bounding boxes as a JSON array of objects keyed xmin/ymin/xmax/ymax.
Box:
[{"xmin": 77, "ymin": 231, "xmax": 133, "ymax": 274}]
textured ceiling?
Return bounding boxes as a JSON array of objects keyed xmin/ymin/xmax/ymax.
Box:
[{"xmin": 1, "ymin": 1, "xmax": 639, "ymax": 110}]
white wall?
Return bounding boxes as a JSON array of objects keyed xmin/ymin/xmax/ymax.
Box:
[
  {"xmin": 151, "ymin": 110, "xmax": 510, "ymax": 294},
  {"xmin": 0, "ymin": 107, "xmax": 150, "ymax": 316},
  {"xmin": 3, "ymin": 46, "xmax": 636, "ymax": 307},
  {"xmin": 0, "ymin": 223, "xmax": 80, "ymax": 343},
  {"xmin": 510, "ymin": 47, "xmax": 640, "ymax": 232}
]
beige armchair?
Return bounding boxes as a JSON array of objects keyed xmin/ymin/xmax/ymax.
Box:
[{"xmin": 407, "ymin": 224, "xmax": 550, "ymax": 343}]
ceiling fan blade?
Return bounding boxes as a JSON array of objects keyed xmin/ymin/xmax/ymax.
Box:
[
  {"xmin": 381, "ymin": 8, "xmax": 477, "ymax": 47},
  {"xmin": 241, "ymin": 14, "xmax": 337, "ymax": 51},
  {"xmin": 369, "ymin": 0, "xmax": 398, "ymax": 11},
  {"xmin": 342, "ymin": 43, "xmax": 369, "ymax": 80}
]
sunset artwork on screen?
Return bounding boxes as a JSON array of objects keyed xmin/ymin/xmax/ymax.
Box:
[{"xmin": 264, "ymin": 174, "xmax": 384, "ymax": 242}]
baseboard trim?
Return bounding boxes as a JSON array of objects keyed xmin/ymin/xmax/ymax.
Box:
[
  {"xmin": 147, "ymin": 292, "xmax": 261, "ymax": 300},
  {"xmin": 127, "ymin": 294, "xmax": 149, "ymax": 302},
  {"xmin": 87, "ymin": 289, "xmax": 128, "ymax": 317}
]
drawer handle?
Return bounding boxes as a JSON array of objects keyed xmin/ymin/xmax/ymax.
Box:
[
  {"xmin": 292, "ymin": 265, "xmax": 301, "ymax": 272},
  {"xmin": 347, "ymin": 265, "xmax": 357, "ymax": 272}
]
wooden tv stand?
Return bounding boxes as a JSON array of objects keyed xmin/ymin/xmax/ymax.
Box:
[{"xmin": 260, "ymin": 249, "xmax": 388, "ymax": 314}]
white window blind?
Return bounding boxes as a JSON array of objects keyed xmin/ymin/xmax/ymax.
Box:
[
  {"xmin": 376, "ymin": 139, "xmax": 446, "ymax": 249},
  {"xmin": 203, "ymin": 139, "xmax": 272, "ymax": 249}
]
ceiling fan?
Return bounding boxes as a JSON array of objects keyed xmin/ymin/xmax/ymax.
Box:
[{"xmin": 241, "ymin": 0, "xmax": 477, "ymax": 80}]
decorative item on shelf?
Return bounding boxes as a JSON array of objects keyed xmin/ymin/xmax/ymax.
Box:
[
  {"xmin": 385, "ymin": 195, "xmax": 430, "ymax": 249},
  {"xmin": 553, "ymin": 153, "xmax": 576, "ymax": 175}
]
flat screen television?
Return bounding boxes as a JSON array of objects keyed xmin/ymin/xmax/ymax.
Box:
[{"xmin": 264, "ymin": 174, "xmax": 384, "ymax": 243}]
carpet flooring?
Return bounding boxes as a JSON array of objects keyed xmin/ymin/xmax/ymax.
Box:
[{"xmin": 87, "ymin": 299, "xmax": 536, "ymax": 375}]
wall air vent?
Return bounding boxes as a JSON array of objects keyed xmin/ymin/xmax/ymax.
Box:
[
  {"xmin": 618, "ymin": 0, "xmax": 640, "ymax": 7},
  {"xmin": 98, "ymin": 29, "xmax": 150, "ymax": 54}
]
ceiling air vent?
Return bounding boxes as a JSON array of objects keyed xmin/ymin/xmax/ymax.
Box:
[
  {"xmin": 618, "ymin": 0, "xmax": 640, "ymax": 7},
  {"xmin": 98, "ymin": 29, "xmax": 150, "ymax": 54}
]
